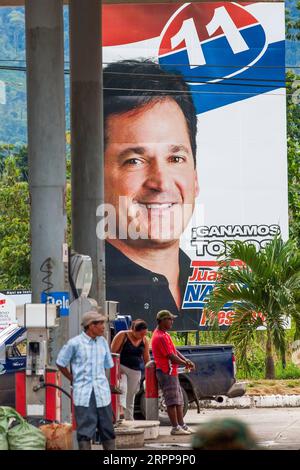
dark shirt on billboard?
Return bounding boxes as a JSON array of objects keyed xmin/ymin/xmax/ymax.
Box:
[{"xmin": 105, "ymin": 241, "xmax": 201, "ymax": 331}]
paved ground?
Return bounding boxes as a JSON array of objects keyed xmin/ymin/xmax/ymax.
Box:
[
  {"xmin": 91, "ymin": 407, "xmax": 300, "ymax": 450},
  {"xmin": 142, "ymin": 408, "xmax": 300, "ymax": 450}
]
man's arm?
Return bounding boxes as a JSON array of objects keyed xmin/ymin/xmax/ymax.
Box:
[
  {"xmin": 155, "ymin": 333, "xmax": 195, "ymax": 368},
  {"xmin": 56, "ymin": 365, "xmax": 73, "ymax": 383},
  {"xmin": 56, "ymin": 341, "xmax": 74, "ymax": 381},
  {"xmin": 167, "ymin": 353, "xmax": 187, "ymax": 366},
  {"xmin": 104, "ymin": 338, "xmax": 115, "ymax": 369},
  {"xmin": 176, "ymin": 350, "xmax": 196, "ymax": 370}
]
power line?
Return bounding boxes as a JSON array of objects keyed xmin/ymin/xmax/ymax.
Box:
[
  {"xmin": 103, "ymin": 61, "xmax": 300, "ymax": 69},
  {"xmin": 104, "ymin": 62, "xmax": 300, "ymax": 70},
  {"xmin": 0, "ymin": 65, "xmax": 293, "ymax": 89},
  {"xmin": 104, "ymin": 86, "xmax": 288, "ymax": 97},
  {"xmin": 104, "ymin": 71, "xmax": 287, "ymax": 86},
  {"xmin": 0, "ymin": 59, "xmax": 300, "ymax": 69},
  {"xmin": 0, "ymin": 79, "xmax": 292, "ymax": 95}
]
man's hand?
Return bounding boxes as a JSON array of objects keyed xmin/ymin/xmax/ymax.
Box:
[
  {"xmin": 57, "ymin": 365, "xmax": 73, "ymax": 384},
  {"xmin": 185, "ymin": 359, "xmax": 196, "ymax": 371},
  {"xmin": 110, "ymin": 385, "xmax": 123, "ymax": 395}
]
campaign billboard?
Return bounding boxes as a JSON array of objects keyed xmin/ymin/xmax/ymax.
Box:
[{"xmin": 101, "ymin": 2, "xmax": 287, "ymax": 331}]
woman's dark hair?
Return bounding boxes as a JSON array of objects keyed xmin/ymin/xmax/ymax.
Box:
[
  {"xmin": 103, "ymin": 59, "xmax": 197, "ymax": 165},
  {"xmin": 131, "ymin": 319, "xmax": 148, "ymax": 332}
]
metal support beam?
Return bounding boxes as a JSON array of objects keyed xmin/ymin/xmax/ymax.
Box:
[
  {"xmin": 70, "ymin": 0, "xmax": 105, "ymax": 312},
  {"xmin": 25, "ymin": 0, "xmax": 68, "ymax": 364}
]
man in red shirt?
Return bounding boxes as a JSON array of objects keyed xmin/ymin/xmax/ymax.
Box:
[{"xmin": 151, "ymin": 310, "xmax": 196, "ymax": 435}]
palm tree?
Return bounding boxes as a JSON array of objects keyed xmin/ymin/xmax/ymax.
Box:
[{"xmin": 206, "ymin": 236, "xmax": 300, "ymax": 379}]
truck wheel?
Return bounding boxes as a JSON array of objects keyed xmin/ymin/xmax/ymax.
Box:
[{"xmin": 140, "ymin": 386, "xmax": 189, "ymax": 426}]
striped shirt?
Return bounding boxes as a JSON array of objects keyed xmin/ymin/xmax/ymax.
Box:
[{"xmin": 56, "ymin": 331, "xmax": 114, "ymax": 407}]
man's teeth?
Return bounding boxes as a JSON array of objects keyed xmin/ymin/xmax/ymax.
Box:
[{"xmin": 145, "ymin": 203, "xmax": 173, "ymax": 209}]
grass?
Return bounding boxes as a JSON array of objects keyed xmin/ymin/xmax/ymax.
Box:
[
  {"xmin": 275, "ymin": 362, "xmax": 300, "ymax": 379},
  {"xmin": 245, "ymin": 379, "xmax": 300, "ymax": 395}
]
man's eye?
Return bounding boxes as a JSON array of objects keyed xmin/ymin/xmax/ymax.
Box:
[
  {"xmin": 124, "ymin": 158, "xmax": 143, "ymax": 166},
  {"xmin": 170, "ymin": 155, "xmax": 186, "ymax": 163}
]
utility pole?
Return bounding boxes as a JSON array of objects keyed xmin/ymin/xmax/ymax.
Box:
[
  {"xmin": 69, "ymin": 0, "xmax": 106, "ymax": 316},
  {"xmin": 25, "ymin": 0, "xmax": 69, "ymax": 420}
]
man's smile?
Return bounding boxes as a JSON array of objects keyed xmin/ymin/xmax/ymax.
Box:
[{"xmin": 131, "ymin": 201, "xmax": 181, "ymax": 214}]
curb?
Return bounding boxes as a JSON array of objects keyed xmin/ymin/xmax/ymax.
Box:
[{"xmin": 200, "ymin": 395, "xmax": 300, "ymax": 409}]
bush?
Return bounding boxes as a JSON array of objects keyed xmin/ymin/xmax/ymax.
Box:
[{"xmin": 275, "ymin": 362, "xmax": 300, "ymax": 380}]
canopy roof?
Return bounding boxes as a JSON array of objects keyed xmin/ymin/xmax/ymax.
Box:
[{"xmin": 0, "ymin": 0, "xmax": 282, "ymax": 5}]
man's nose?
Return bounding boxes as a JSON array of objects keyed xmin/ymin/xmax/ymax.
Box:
[{"xmin": 143, "ymin": 160, "xmax": 172, "ymax": 192}]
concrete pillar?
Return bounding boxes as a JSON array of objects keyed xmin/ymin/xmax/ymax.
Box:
[
  {"xmin": 25, "ymin": 0, "xmax": 69, "ymax": 420},
  {"xmin": 25, "ymin": 0, "xmax": 68, "ymax": 342},
  {"xmin": 69, "ymin": 0, "xmax": 105, "ymax": 313}
]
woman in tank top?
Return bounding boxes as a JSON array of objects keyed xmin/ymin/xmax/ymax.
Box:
[{"xmin": 111, "ymin": 320, "xmax": 150, "ymax": 420}]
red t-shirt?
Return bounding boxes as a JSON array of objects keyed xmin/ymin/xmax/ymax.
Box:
[{"xmin": 151, "ymin": 328, "xmax": 178, "ymax": 376}]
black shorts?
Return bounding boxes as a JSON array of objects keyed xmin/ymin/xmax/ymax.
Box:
[
  {"xmin": 156, "ymin": 369, "xmax": 184, "ymax": 407},
  {"xmin": 74, "ymin": 390, "xmax": 115, "ymax": 443}
]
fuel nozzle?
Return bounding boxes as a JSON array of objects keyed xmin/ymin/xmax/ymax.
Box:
[{"xmin": 32, "ymin": 375, "xmax": 45, "ymax": 392}]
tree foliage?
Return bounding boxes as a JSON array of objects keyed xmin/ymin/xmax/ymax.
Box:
[
  {"xmin": 0, "ymin": 157, "xmax": 30, "ymax": 289},
  {"xmin": 286, "ymin": 2, "xmax": 300, "ymax": 244},
  {"xmin": 286, "ymin": 0, "xmax": 300, "ymax": 41},
  {"xmin": 207, "ymin": 237, "xmax": 300, "ymax": 379},
  {"xmin": 286, "ymin": 70, "xmax": 300, "ymax": 244}
]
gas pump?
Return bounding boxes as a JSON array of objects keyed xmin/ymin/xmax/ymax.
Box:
[
  {"xmin": 68, "ymin": 252, "xmax": 124, "ymax": 424},
  {"xmin": 13, "ymin": 254, "xmax": 131, "ymax": 426},
  {"xmin": 15, "ymin": 303, "xmax": 61, "ymax": 423}
]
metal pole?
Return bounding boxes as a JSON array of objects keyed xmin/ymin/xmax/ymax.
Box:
[
  {"xmin": 25, "ymin": 0, "xmax": 68, "ymax": 358},
  {"xmin": 69, "ymin": 0, "xmax": 105, "ymax": 313},
  {"xmin": 25, "ymin": 0, "xmax": 69, "ymax": 421}
]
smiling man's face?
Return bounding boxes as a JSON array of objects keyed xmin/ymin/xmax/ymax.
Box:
[{"xmin": 104, "ymin": 98, "xmax": 199, "ymax": 247}]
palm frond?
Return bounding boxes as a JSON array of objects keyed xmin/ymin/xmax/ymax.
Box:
[
  {"xmin": 205, "ymin": 235, "xmax": 300, "ymax": 378},
  {"xmin": 221, "ymin": 241, "xmax": 267, "ymax": 279}
]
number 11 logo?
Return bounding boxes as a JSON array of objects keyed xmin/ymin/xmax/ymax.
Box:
[
  {"xmin": 171, "ymin": 6, "xmax": 249, "ymax": 69},
  {"xmin": 159, "ymin": 2, "xmax": 266, "ymax": 82}
]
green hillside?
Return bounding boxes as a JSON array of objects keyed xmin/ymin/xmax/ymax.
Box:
[{"xmin": 0, "ymin": 6, "xmax": 69, "ymax": 143}]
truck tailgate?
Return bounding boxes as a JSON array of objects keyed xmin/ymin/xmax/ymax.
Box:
[{"xmin": 177, "ymin": 345, "xmax": 235, "ymax": 398}]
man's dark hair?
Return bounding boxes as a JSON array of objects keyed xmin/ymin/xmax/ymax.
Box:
[{"xmin": 103, "ymin": 59, "xmax": 197, "ymax": 164}]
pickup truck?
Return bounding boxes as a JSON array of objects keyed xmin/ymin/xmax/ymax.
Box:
[
  {"xmin": 0, "ymin": 325, "xmax": 26, "ymax": 408},
  {"xmin": 0, "ymin": 324, "xmax": 245, "ymax": 423},
  {"xmin": 135, "ymin": 345, "xmax": 245, "ymax": 423}
]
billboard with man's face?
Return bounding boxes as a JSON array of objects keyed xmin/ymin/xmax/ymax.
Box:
[{"xmin": 101, "ymin": 2, "xmax": 287, "ymax": 331}]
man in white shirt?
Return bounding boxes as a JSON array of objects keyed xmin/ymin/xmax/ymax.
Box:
[{"xmin": 56, "ymin": 310, "xmax": 115, "ymax": 450}]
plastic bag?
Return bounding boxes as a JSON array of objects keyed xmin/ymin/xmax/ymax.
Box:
[
  {"xmin": 39, "ymin": 423, "xmax": 73, "ymax": 450},
  {"xmin": 0, "ymin": 407, "xmax": 13, "ymax": 450},
  {"xmin": 0, "ymin": 408, "xmax": 9, "ymax": 450},
  {"xmin": 0, "ymin": 406, "xmax": 46, "ymax": 450}
]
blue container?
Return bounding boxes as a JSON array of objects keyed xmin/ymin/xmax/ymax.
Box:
[{"xmin": 113, "ymin": 315, "xmax": 132, "ymax": 333}]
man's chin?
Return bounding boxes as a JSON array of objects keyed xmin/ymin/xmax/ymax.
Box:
[{"xmin": 127, "ymin": 235, "xmax": 180, "ymax": 248}]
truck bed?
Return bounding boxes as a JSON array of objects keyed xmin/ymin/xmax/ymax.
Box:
[{"xmin": 177, "ymin": 345, "xmax": 235, "ymax": 398}]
